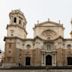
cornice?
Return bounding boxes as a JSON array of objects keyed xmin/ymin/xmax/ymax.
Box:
[
  {"xmin": 4, "ymin": 36, "xmax": 33, "ymax": 41},
  {"xmin": 6, "ymin": 24, "xmax": 27, "ymax": 34},
  {"xmin": 4, "ymin": 36, "xmax": 72, "ymax": 42},
  {"xmin": 34, "ymin": 20, "xmax": 64, "ymax": 30}
]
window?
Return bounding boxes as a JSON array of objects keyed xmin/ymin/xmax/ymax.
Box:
[
  {"xmin": 0, "ymin": 50, "xmax": 1, "ymax": 53},
  {"xmin": 14, "ymin": 17, "xmax": 16, "ymax": 23},
  {"xmin": 11, "ymin": 34, "xmax": 13, "ymax": 36},
  {"xmin": 10, "ymin": 30, "xmax": 14, "ymax": 36},
  {"xmin": 19, "ymin": 20, "xmax": 21, "ymax": 24},
  {"xmin": 67, "ymin": 44, "xmax": 71, "ymax": 48},
  {"xmin": 9, "ymin": 43, "xmax": 11, "ymax": 48},
  {"xmin": 20, "ymin": 49, "xmax": 22, "ymax": 52},
  {"xmin": 26, "ymin": 44, "xmax": 31, "ymax": 49},
  {"xmin": 22, "ymin": 44, "xmax": 24, "ymax": 46},
  {"xmin": 8, "ymin": 50, "xmax": 11, "ymax": 53}
]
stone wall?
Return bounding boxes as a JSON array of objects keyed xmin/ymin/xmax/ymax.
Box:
[{"xmin": 0, "ymin": 66, "xmax": 72, "ymax": 72}]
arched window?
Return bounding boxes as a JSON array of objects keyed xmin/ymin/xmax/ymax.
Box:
[
  {"xmin": 14, "ymin": 17, "xmax": 16, "ymax": 23},
  {"xmin": 67, "ymin": 44, "xmax": 71, "ymax": 48},
  {"xmin": 26, "ymin": 44, "xmax": 31, "ymax": 49}
]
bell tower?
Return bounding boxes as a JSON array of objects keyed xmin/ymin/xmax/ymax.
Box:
[
  {"xmin": 7, "ymin": 9, "xmax": 27, "ymax": 39},
  {"xmin": 3, "ymin": 10, "xmax": 27, "ymax": 66}
]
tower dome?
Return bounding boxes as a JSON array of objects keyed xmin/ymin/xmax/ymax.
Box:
[{"xmin": 9, "ymin": 9, "xmax": 27, "ymax": 28}]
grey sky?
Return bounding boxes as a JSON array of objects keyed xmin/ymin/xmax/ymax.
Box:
[{"xmin": 0, "ymin": 0, "xmax": 72, "ymax": 51}]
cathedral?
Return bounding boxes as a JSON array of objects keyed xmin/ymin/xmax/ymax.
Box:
[{"xmin": 3, "ymin": 10, "xmax": 72, "ymax": 67}]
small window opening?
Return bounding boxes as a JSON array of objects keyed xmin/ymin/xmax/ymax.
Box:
[
  {"xmin": 26, "ymin": 44, "xmax": 31, "ymax": 49},
  {"xmin": 19, "ymin": 20, "xmax": 21, "ymax": 24},
  {"xmin": 14, "ymin": 17, "xmax": 16, "ymax": 23},
  {"xmin": 11, "ymin": 34, "xmax": 13, "ymax": 36},
  {"xmin": 67, "ymin": 44, "xmax": 71, "ymax": 48}
]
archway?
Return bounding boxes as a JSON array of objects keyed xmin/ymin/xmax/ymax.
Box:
[
  {"xmin": 46, "ymin": 55, "xmax": 52, "ymax": 65},
  {"xmin": 67, "ymin": 57, "xmax": 72, "ymax": 65},
  {"xmin": 25, "ymin": 57, "xmax": 31, "ymax": 65}
]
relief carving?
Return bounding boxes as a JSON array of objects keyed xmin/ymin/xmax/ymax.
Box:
[{"xmin": 42, "ymin": 30, "xmax": 57, "ymax": 40}]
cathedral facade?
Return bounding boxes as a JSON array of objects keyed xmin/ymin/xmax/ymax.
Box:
[{"xmin": 3, "ymin": 10, "xmax": 72, "ymax": 67}]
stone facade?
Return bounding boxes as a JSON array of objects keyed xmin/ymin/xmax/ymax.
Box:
[{"xmin": 3, "ymin": 9, "xmax": 72, "ymax": 67}]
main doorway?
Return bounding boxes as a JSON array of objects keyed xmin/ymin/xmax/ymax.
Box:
[
  {"xmin": 46, "ymin": 55, "xmax": 52, "ymax": 65},
  {"xmin": 25, "ymin": 57, "xmax": 31, "ymax": 65}
]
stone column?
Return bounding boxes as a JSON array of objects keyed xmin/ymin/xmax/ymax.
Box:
[
  {"xmin": 42, "ymin": 53, "xmax": 45, "ymax": 66},
  {"xmin": 10, "ymin": 16, "xmax": 13, "ymax": 24},
  {"xmin": 52, "ymin": 54, "xmax": 56, "ymax": 66},
  {"xmin": 17, "ymin": 17, "xmax": 19, "ymax": 24}
]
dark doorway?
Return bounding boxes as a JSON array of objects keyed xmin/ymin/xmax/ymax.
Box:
[
  {"xmin": 25, "ymin": 57, "xmax": 31, "ymax": 65},
  {"xmin": 67, "ymin": 57, "xmax": 72, "ymax": 65},
  {"xmin": 46, "ymin": 55, "xmax": 52, "ymax": 65}
]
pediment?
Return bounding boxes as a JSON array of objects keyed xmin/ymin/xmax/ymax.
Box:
[
  {"xmin": 34, "ymin": 36, "xmax": 43, "ymax": 41},
  {"xmin": 54, "ymin": 36, "xmax": 64, "ymax": 41},
  {"xmin": 36, "ymin": 21, "xmax": 63, "ymax": 27}
]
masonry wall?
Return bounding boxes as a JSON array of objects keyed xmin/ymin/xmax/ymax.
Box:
[{"xmin": 0, "ymin": 69, "xmax": 72, "ymax": 72}]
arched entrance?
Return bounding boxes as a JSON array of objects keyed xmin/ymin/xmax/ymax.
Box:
[
  {"xmin": 25, "ymin": 57, "xmax": 31, "ymax": 65},
  {"xmin": 46, "ymin": 55, "xmax": 52, "ymax": 65},
  {"xmin": 67, "ymin": 57, "xmax": 72, "ymax": 65}
]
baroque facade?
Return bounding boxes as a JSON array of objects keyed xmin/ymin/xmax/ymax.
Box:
[{"xmin": 3, "ymin": 10, "xmax": 72, "ymax": 67}]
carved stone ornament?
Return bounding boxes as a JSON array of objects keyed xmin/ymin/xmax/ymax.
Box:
[{"xmin": 42, "ymin": 30, "xmax": 57, "ymax": 40}]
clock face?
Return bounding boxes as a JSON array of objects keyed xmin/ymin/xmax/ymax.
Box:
[{"xmin": 42, "ymin": 30, "xmax": 57, "ymax": 40}]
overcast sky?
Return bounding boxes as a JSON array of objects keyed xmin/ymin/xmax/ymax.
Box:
[{"xmin": 0, "ymin": 0, "xmax": 72, "ymax": 51}]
